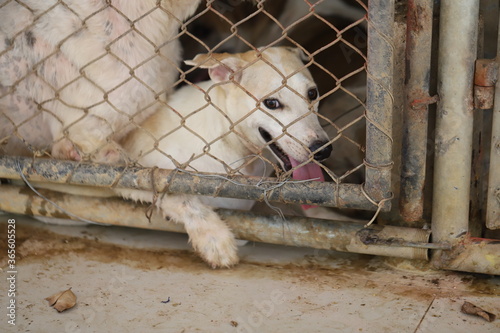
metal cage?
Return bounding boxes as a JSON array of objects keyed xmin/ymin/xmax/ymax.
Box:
[{"xmin": 0, "ymin": 0, "xmax": 499, "ymax": 275}]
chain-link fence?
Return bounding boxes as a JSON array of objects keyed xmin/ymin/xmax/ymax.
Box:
[
  {"xmin": 1, "ymin": 0, "xmax": 498, "ymax": 273},
  {"xmin": 1, "ymin": 0, "xmax": 385, "ymax": 211},
  {"xmin": 0, "ymin": 0, "xmax": 390, "ymax": 268}
]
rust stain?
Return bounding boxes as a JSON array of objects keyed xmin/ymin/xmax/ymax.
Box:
[
  {"xmin": 474, "ymin": 86, "xmax": 495, "ymax": 110},
  {"xmin": 474, "ymin": 59, "xmax": 499, "ymax": 87},
  {"xmin": 410, "ymin": 95, "xmax": 439, "ymax": 110},
  {"xmin": 406, "ymin": 1, "xmax": 429, "ymax": 34}
]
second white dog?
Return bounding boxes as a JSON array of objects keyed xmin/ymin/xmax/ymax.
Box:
[
  {"xmin": 118, "ymin": 47, "xmax": 332, "ymax": 268},
  {"xmin": 0, "ymin": 0, "xmax": 200, "ymax": 162}
]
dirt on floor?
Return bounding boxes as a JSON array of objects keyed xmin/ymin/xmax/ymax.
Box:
[{"xmin": 1, "ymin": 217, "xmax": 499, "ymax": 333}]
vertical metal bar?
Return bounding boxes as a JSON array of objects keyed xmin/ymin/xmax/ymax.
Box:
[
  {"xmin": 486, "ymin": 19, "xmax": 500, "ymax": 229},
  {"xmin": 364, "ymin": 0, "xmax": 395, "ymax": 209},
  {"xmin": 400, "ymin": 0, "xmax": 435, "ymax": 223},
  {"xmin": 431, "ymin": 0, "xmax": 480, "ymax": 243},
  {"xmin": 470, "ymin": 60, "xmax": 499, "ymax": 235}
]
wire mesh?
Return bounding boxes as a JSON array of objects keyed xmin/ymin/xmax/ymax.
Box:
[{"xmin": 0, "ymin": 0, "xmax": 385, "ymax": 214}]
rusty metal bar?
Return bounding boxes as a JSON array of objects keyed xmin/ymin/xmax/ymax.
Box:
[
  {"xmin": 474, "ymin": 59, "xmax": 498, "ymax": 110},
  {"xmin": 0, "ymin": 184, "xmax": 432, "ymax": 260},
  {"xmin": 471, "ymin": 58, "xmax": 498, "ymax": 235},
  {"xmin": 486, "ymin": 20, "xmax": 500, "ymax": 229},
  {"xmin": 432, "ymin": 237, "xmax": 500, "ymax": 275},
  {"xmin": 364, "ymin": 0, "xmax": 394, "ymax": 210},
  {"xmin": 0, "ymin": 156, "xmax": 380, "ymax": 210},
  {"xmin": 431, "ymin": 0, "xmax": 479, "ymax": 243},
  {"xmin": 4, "ymin": 184, "xmax": 499, "ymax": 274},
  {"xmin": 399, "ymin": 0, "xmax": 434, "ymax": 223}
]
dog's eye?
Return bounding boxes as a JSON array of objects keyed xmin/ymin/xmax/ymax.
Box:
[
  {"xmin": 307, "ymin": 88, "xmax": 318, "ymax": 101},
  {"xmin": 263, "ymin": 98, "xmax": 281, "ymax": 110}
]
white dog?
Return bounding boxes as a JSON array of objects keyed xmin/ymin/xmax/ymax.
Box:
[
  {"xmin": 0, "ymin": 0, "xmax": 200, "ymax": 162},
  {"xmin": 117, "ymin": 47, "xmax": 332, "ymax": 267}
]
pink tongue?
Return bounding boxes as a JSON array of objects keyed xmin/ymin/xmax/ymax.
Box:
[{"xmin": 290, "ymin": 157, "xmax": 324, "ymax": 210}]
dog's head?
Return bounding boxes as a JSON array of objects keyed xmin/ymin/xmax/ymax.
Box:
[{"xmin": 185, "ymin": 47, "xmax": 332, "ymax": 179}]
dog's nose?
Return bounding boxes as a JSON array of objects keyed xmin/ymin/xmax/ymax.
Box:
[{"xmin": 310, "ymin": 140, "xmax": 333, "ymax": 161}]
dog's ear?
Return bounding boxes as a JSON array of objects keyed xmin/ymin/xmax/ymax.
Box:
[
  {"xmin": 185, "ymin": 53, "xmax": 245, "ymax": 83},
  {"xmin": 286, "ymin": 47, "xmax": 310, "ymax": 62}
]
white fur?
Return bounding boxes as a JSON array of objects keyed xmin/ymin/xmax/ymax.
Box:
[
  {"xmin": 117, "ymin": 47, "xmax": 331, "ymax": 267},
  {"xmin": 0, "ymin": 0, "xmax": 201, "ymax": 161},
  {"xmin": 0, "ymin": 3, "xmax": 334, "ymax": 268}
]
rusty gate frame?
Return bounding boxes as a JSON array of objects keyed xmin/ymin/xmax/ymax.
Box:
[{"xmin": 0, "ymin": 0, "xmax": 499, "ymax": 275}]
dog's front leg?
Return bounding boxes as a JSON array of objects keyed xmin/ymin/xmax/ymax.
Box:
[{"xmin": 116, "ymin": 189, "xmax": 239, "ymax": 268}]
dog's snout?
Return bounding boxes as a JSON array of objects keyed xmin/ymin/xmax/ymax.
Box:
[{"xmin": 310, "ymin": 140, "xmax": 332, "ymax": 161}]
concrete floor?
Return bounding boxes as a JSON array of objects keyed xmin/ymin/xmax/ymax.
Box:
[{"xmin": 1, "ymin": 214, "xmax": 499, "ymax": 333}]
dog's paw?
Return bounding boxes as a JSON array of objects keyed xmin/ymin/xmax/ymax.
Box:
[
  {"xmin": 51, "ymin": 139, "xmax": 82, "ymax": 161},
  {"xmin": 91, "ymin": 142, "xmax": 125, "ymax": 165},
  {"xmin": 192, "ymin": 227, "xmax": 239, "ymax": 268}
]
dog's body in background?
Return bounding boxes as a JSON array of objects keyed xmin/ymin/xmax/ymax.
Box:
[{"xmin": 0, "ymin": 0, "xmax": 200, "ymax": 162}]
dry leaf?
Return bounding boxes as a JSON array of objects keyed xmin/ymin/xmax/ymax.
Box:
[
  {"xmin": 461, "ymin": 301, "xmax": 496, "ymax": 322},
  {"xmin": 46, "ymin": 288, "xmax": 77, "ymax": 312}
]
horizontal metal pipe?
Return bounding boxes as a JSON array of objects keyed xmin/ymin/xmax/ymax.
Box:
[
  {"xmin": 364, "ymin": 0, "xmax": 394, "ymax": 208},
  {"xmin": 0, "ymin": 155, "xmax": 383, "ymax": 211},
  {"xmin": 0, "ymin": 184, "xmax": 430, "ymax": 260},
  {"xmin": 432, "ymin": 238, "xmax": 500, "ymax": 275}
]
